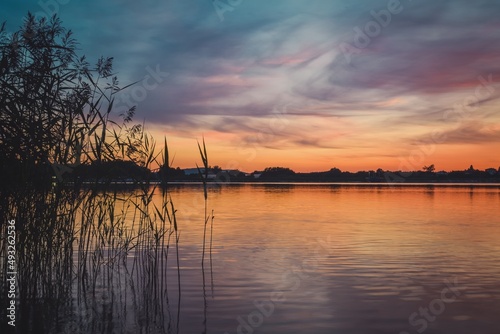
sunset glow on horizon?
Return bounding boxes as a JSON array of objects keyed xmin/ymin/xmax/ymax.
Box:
[{"xmin": 4, "ymin": 0, "xmax": 500, "ymax": 172}]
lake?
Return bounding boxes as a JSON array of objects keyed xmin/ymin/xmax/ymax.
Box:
[
  {"xmin": 4, "ymin": 183, "xmax": 500, "ymax": 333},
  {"xmin": 122, "ymin": 183, "xmax": 500, "ymax": 334}
]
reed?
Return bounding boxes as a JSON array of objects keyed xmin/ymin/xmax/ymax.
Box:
[
  {"xmin": 0, "ymin": 169, "xmax": 190, "ymax": 332},
  {"xmin": 0, "ymin": 14, "xmax": 214, "ymax": 333},
  {"xmin": 197, "ymin": 138, "xmax": 210, "ymax": 267}
]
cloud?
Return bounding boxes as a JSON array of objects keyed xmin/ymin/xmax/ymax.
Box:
[
  {"xmin": 113, "ymin": 1, "xmax": 500, "ymax": 134},
  {"xmin": 413, "ymin": 121, "xmax": 500, "ymax": 145},
  {"xmin": 2, "ymin": 0, "xmax": 500, "ymax": 157}
]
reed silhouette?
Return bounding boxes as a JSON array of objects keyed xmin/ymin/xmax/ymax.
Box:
[{"xmin": 0, "ymin": 14, "xmax": 214, "ymax": 333}]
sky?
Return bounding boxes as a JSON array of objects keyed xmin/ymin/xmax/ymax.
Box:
[{"xmin": 2, "ymin": 0, "xmax": 500, "ymax": 172}]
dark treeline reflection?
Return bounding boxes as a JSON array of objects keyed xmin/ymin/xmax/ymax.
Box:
[{"xmin": 0, "ymin": 184, "xmax": 197, "ymax": 333}]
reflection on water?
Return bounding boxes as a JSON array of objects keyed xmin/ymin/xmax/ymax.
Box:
[{"xmin": 1, "ymin": 184, "xmax": 500, "ymax": 333}]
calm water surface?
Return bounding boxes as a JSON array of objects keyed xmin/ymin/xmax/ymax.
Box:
[
  {"xmin": 70, "ymin": 184, "xmax": 500, "ymax": 333},
  {"xmin": 139, "ymin": 183, "xmax": 500, "ymax": 334}
]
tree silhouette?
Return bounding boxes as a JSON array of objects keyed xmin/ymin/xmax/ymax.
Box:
[{"xmin": 422, "ymin": 164, "xmax": 435, "ymax": 173}]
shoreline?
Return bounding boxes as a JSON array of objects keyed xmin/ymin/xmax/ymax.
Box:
[{"xmin": 62, "ymin": 181, "xmax": 500, "ymax": 188}]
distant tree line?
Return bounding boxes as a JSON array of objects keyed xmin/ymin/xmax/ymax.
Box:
[{"xmin": 156, "ymin": 165, "xmax": 500, "ymax": 183}]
